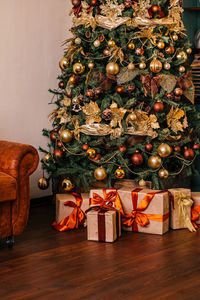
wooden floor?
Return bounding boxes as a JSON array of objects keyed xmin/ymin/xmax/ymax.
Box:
[{"xmin": 0, "ymin": 201, "xmax": 200, "ymax": 300}]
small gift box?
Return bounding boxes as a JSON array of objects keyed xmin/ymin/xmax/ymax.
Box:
[
  {"xmin": 86, "ymin": 206, "xmax": 121, "ymax": 242},
  {"xmin": 52, "ymin": 192, "xmax": 90, "ymax": 231},
  {"xmin": 117, "ymin": 188, "xmax": 170, "ymax": 235},
  {"xmin": 169, "ymin": 188, "xmax": 195, "ymax": 232},
  {"xmin": 191, "ymin": 192, "xmax": 200, "ymax": 225}
]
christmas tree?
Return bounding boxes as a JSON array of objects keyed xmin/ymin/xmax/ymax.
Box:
[{"xmin": 40, "ymin": 0, "xmax": 200, "ymax": 193}]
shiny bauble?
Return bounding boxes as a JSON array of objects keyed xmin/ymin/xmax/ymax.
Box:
[
  {"xmin": 86, "ymin": 148, "xmax": 96, "ymax": 159},
  {"xmin": 91, "ymin": 0, "xmax": 98, "ymax": 5},
  {"xmin": 94, "ymin": 166, "xmax": 107, "ymax": 181},
  {"xmin": 73, "ymin": 62, "xmax": 85, "ymax": 75},
  {"xmin": 59, "ymin": 81, "xmax": 65, "ymax": 89},
  {"xmin": 148, "ymin": 155, "xmax": 162, "ymax": 168},
  {"xmin": 176, "ymin": 51, "xmax": 187, "ymax": 60},
  {"xmin": 82, "ymin": 144, "xmax": 89, "ymax": 151},
  {"xmin": 119, "ymin": 145, "xmax": 127, "ymax": 153},
  {"xmin": 179, "ymin": 65, "xmax": 185, "ymax": 73},
  {"xmin": 164, "ymin": 62, "xmax": 171, "ymax": 70},
  {"xmin": 128, "ymin": 42, "xmax": 135, "ymax": 50},
  {"xmin": 165, "ymin": 46, "xmax": 175, "ymax": 55},
  {"xmin": 38, "ymin": 177, "xmax": 49, "ymax": 190},
  {"xmin": 53, "ymin": 149, "xmax": 63, "ymax": 159},
  {"xmin": 174, "ymin": 87, "xmax": 183, "ymax": 96},
  {"xmin": 68, "ymin": 75, "xmax": 76, "ymax": 85},
  {"xmin": 139, "ymin": 179, "xmax": 146, "ymax": 187},
  {"xmin": 107, "ymin": 40, "xmax": 115, "ymax": 47},
  {"xmin": 145, "ymin": 143, "xmax": 153, "ymax": 152},
  {"xmin": 139, "ymin": 62, "xmax": 146, "ymax": 69},
  {"xmin": 114, "ymin": 168, "xmax": 125, "ymax": 179},
  {"xmin": 174, "ymin": 146, "xmax": 181, "ymax": 152},
  {"xmin": 59, "ymin": 57, "xmax": 69, "ymax": 70},
  {"xmin": 153, "ymin": 102, "xmax": 164, "ymax": 113},
  {"xmin": 128, "ymin": 112, "xmax": 137, "ymax": 122},
  {"xmin": 116, "ymin": 85, "xmax": 125, "ymax": 94},
  {"xmin": 131, "ymin": 152, "xmax": 143, "ymax": 166},
  {"xmin": 127, "ymin": 62, "xmax": 135, "ymax": 70},
  {"xmin": 88, "ymin": 62, "xmax": 94, "ymax": 69},
  {"xmin": 72, "ymin": 0, "xmax": 81, "ymax": 7},
  {"xmin": 86, "ymin": 89, "xmax": 94, "ymax": 98},
  {"xmin": 186, "ymin": 48, "xmax": 192, "ymax": 55},
  {"xmin": 150, "ymin": 59, "xmax": 162, "ymax": 73},
  {"xmin": 193, "ymin": 144, "xmax": 200, "ymax": 150},
  {"xmin": 135, "ymin": 48, "xmax": 144, "ymax": 56},
  {"xmin": 57, "ymin": 140, "xmax": 63, "ymax": 148},
  {"xmin": 62, "ymin": 179, "xmax": 73, "ymax": 192},
  {"xmin": 127, "ymin": 85, "xmax": 135, "ymax": 93},
  {"xmin": 157, "ymin": 41, "xmax": 165, "ymax": 49},
  {"xmin": 60, "ymin": 129, "xmax": 73, "ymax": 143},
  {"xmin": 106, "ymin": 62, "xmax": 120, "ymax": 75},
  {"xmin": 103, "ymin": 49, "xmax": 110, "ymax": 56},
  {"xmin": 172, "ymin": 34, "xmax": 178, "ymax": 41},
  {"xmin": 75, "ymin": 37, "xmax": 82, "ymax": 45},
  {"xmin": 151, "ymin": 4, "xmax": 160, "ymax": 13},
  {"xmin": 158, "ymin": 168, "xmax": 169, "ymax": 179},
  {"xmin": 43, "ymin": 153, "xmax": 51, "ymax": 163},
  {"xmin": 50, "ymin": 131, "xmax": 57, "ymax": 142},
  {"xmin": 157, "ymin": 143, "xmax": 172, "ymax": 158},
  {"xmin": 184, "ymin": 148, "xmax": 195, "ymax": 160},
  {"xmin": 93, "ymin": 39, "xmax": 101, "ymax": 47}
]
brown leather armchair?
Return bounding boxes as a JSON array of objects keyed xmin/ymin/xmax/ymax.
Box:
[{"xmin": 0, "ymin": 140, "xmax": 39, "ymax": 247}]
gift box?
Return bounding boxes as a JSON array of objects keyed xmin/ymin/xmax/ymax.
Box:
[
  {"xmin": 191, "ymin": 192, "xmax": 200, "ymax": 225},
  {"xmin": 86, "ymin": 206, "xmax": 121, "ymax": 242},
  {"xmin": 52, "ymin": 192, "xmax": 90, "ymax": 231},
  {"xmin": 117, "ymin": 187, "xmax": 170, "ymax": 235},
  {"xmin": 169, "ymin": 188, "xmax": 195, "ymax": 232}
]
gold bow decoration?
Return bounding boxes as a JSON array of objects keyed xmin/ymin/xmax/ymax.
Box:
[
  {"xmin": 109, "ymin": 46, "xmax": 124, "ymax": 64},
  {"xmin": 82, "ymin": 101, "xmax": 101, "ymax": 125},
  {"xmin": 175, "ymin": 192, "xmax": 196, "ymax": 232},
  {"xmin": 72, "ymin": 1, "xmax": 97, "ymax": 32},
  {"xmin": 167, "ymin": 106, "xmax": 188, "ymax": 134},
  {"xmin": 131, "ymin": 27, "xmax": 161, "ymax": 47},
  {"xmin": 109, "ymin": 102, "xmax": 127, "ymax": 128},
  {"xmin": 48, "ymin": 108, "xmax": 71, "ymax": 125}
]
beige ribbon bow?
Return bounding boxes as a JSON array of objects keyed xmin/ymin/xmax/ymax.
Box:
[{"xmin": 176, "ymin": 192, "xmax": 196, "ymax": 232}]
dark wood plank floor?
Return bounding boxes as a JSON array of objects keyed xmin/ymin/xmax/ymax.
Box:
[{"xmin": 0, "ymin": 200, "xmax": 200, "ymax": 300}]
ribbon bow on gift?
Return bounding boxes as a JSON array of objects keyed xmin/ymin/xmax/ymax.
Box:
[
  {"xmin": 175, "ymin": 192, "xmax": 196, "ymax": 232},
  {"xmin": 90, "ymin": 189, "xmax": 124, "ymax": 216},
  {"xmin": 52, "ymin": 193, "xmax": 85, "ymax": 231}
]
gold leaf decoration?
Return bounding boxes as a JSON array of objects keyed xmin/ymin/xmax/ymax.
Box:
[
  {"xmin": 167, "ymin": 106, "xmax": 186, "ymax": 133},
  {"xmin": 183, "ymin": 85, "xmax": 195, "ymax": 104},
  {"xmin": 109, "ymin": 46, "xmax": 124, "ymax": 64},
  {"xmin": 82, "ymin": 101, "xmax": 101, "ymax": 124},
  {"xmin": 117, "ymin": 68, "xmax": 139, "ymax": 85},
  {"xmin": 110, "ymin": 102, "xmax": 127, "ymax": 128},
  {"xmin": 160, "ymin": 75, "xmax": 177, "ymax": 93}
]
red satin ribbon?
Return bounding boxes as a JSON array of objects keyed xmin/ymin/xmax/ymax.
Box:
[
  {"xmin": 191, "ymin": 205, "xmax": 200, "ymax": 230},
  {"xmin": 123, "ymin": 188, "xmax": 170, "ymax": 231},
  {"xmin": 52, "ymin": 192, "xmax": 85, "ymax": 231},
  {"xmin": 72, "ymin": 4, "xmax": 82, "ymax": 17}
]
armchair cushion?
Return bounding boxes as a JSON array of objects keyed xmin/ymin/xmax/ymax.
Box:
[{"xmin": 0, "ymin": 172, "xmax": 16, "ymax": 203}]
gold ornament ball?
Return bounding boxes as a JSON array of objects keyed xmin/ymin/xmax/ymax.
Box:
[
  {"xmin": 75, "ymin": 37, "xmax": 82, "ymax": 45},
  {"xmin": 38, "ymin": 177, "xmax": 49, "ymax": 190},
  {"xmin": 127, "ymin": 62, "xmax": 135, "ymax": 70},
  {"xmin": 150, "ymin": 59, "xmax": 162, "ymax": 73},
  {"xmin": 73, "ymin": 62, "xmax": 85, "ymax": 75},
  {"xmin": 86, "ymin": 148, "xmax": 96, "ymax": 159},
  {"xmin": 93, "ymin": 39, "xmax": 101, "ymax": 47},
  {"xmin": 157, "ymin": 41, "xmax": 165, "ymax": 49},
  {"xmin": 62, "ymin": 179, "xmax": 73, "ymax": 192},
  {"xmin": 43, "ymin": 153, "xmax": 51, "ymax": 163},
  {"xmin": 148, "ymin": 155, "xmax": 162, "ymax": 169},
  {"xmin": 94, "ymin": 166, "xmax": 107, "ymax": 181},
  {"xmin": 128, "ymin": 42, "xmax": 135, "ymax": 50},
  {"xmin": 106, "ymin": 62, "xmax": 120, "ymax": 75},
  {"xmin": 60, "ymin": 129, "xmax": 73, "ymax": 143},
  {"xmin": 158, "ymin": 168, "xmax": 169, "ymax": 179},
  {"xmin": 139, "ymin": 62, "xmax": 146, "ymax": 70},
  {"xmin": 157, "ymin": 143, "xmax": 172, "ymax": 158},
  {"xmin": 107, "ymin": 40, "xmax": 116, "ymax": 47},
  {"xmin": 129, "ymin": 112, "xmax": 137, "ymax": 122},
  {"xmin": 179, "ymin": 65, "xmax": 185, "ymax": 73},
  {"xmin": 186, "ymin": 48, "xmax": 192, "ymax": 54},
  {"xmin": 114, "ymin": 168, "xmax": 125, "ymax": 179},
  {"xmin": 164, "ymin": 62, "xmax": 171, "ymax": 70},
  {"xmin": 172, "ymin": 34, "xmax": 178, "ymax": 41},
  {"xmin": 59, "ymin": 57, "xmax": 69, "ymax": 70},
  {"xmin": 88, "ymin": 62, "xmax": 94, "ymax": 69},
  {"xmin": 176, "ymin": 51, "xmax": 187, "ymax": 60},
  {"xmin": 68, "ymin": 75, "xmax": 76, "ymax": 85},
  {"xmin": 139, "ymin": 179, "xmax": 146, "ymax": 187}
]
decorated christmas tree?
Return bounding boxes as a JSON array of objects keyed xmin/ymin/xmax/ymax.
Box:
[{"xmin": 39, "ymin": 0, "xmax": 200, "ymax": 193}]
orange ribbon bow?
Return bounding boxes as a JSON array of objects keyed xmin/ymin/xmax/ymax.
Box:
[
  {"xmin": 191, "ymin": 205, "xmax": 200, "ymax": 230},
  {"xmin": 90, "ymin": 188, "xmax": 125, "ymax": 216},
  {"xmin": 123, "ymin": 188, "xmax": 169, "ymax": 231},
  {"xmin": 52, "ymin": 193, "xmax": 85, "ymax": 231}
]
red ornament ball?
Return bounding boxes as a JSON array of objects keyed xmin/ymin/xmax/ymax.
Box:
[
  {"xmin": 119, "ymin": 145, "xmax": 127, "ymax": 153},
  {"xmin": 184, "ymin": 148, "xmax": 195, "ymax": 160},
  {"xmin": 59, "ymin": 81, "xmax": 65, "ymax": 89},
  {"xmin": 103, "ymin": 49, "xmax": 110, "ymax": 56},
  {"xmin": 50, "ymin": 131, "xmax": 57, "ymax": 142},
  {"xmin": 57, "ymin": 140, "xmax": 63, "ymax": 148},
  {"xmin": 53, "ymin": 149, "xmax": 63, "ymax": 159},
  {"xmin": 91, "ymin": 0, "xmax": 98, "ymax": 5},
  {"xmin": 174, "ymin": 88, "xmax": 183, "ymax": 96},
  {"xmin": 131, "ymin": 152, "xmax": 144, "ymax": 166},
  {"xmin": 72, "ymin": 0, "xmax": 81, "ymax": 7},
  {"xmin": 82, "ymin": 144, "xmax": 89, "ymax": 151},
  {"xmin": 174, "ymin": 146, "xmax": 181, "ymax": 152},
  {"xmin": 153, "ymin": 102, "xmax": 164, "ymax": 113},
  {"xmin": 145, "ymin": 143, "xmax": 153, "ymax": 152},
  {"xmin": 135, "ymin": 48, "xmax": 144, "ymax": 56},
  {"xmin": 193, "ymin": 144, "xmax": 200, "ymax": 150},
  {"xmin": 86, "ymin": 89, "xmax": 94, "ymax": 98},
  {"xmin": 116, "ymin": 85, "xmax": 125, "ymax": 94},
  {"xmin": 151, "ymin": 5, "xmax": 161, "ymax": 13},
  {"xmin": 165, "ymin": 46, "xmax": 175, "ymax": 55}
]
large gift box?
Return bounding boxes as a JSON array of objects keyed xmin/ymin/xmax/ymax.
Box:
[
  {"xmin": 86, "ymin": 206, "xmax": 121, "ymax": 242},
  {"xmin": 169, "ymin": 188, "xmax": 195, "ymax": 232},
  {"xmin": 117, "ymin": 187, "xmax": 170, "ymax": 235},
  {"xmin": 191, "ymin": 192, "xmax": 200, "ymax": 225},
  {"xmin": 52, "ymin": 192, "xmax": 90, "ymax": 231}
]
